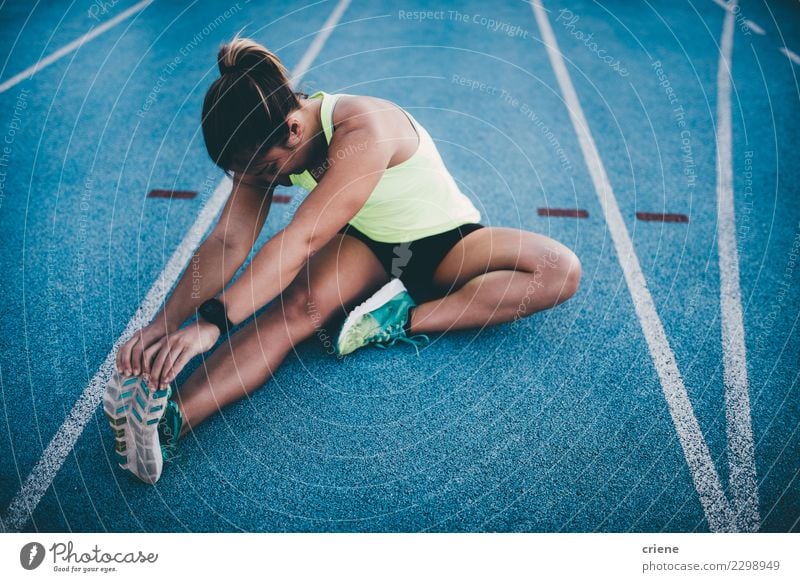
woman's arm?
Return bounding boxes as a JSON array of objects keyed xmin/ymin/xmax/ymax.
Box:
[
  {"xmin": 115, "ymin": 177, "xmax": 272, "ymax": 377},
  {"xmin": 159, "ymin": 178, "xmax": 274, "ymax": 331},
  {"xmin": 144, "ymin": 104, "xmax": 397, "ymax": 387},
  {"xmin": 220, "ymin": 117, "xmax": 394, "ymax": 325}
]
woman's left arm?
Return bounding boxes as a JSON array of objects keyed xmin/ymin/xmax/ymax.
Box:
[
  {"xmin": 221, "ymin": 117, "xmax": 392, "ymax": 325},
  {"xmin": 147, "ymin": 113, "xmax": 394, "ymax": 387}
]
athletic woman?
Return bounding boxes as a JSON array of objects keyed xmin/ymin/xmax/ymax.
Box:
[{"xmin": 104, "ymin": 37, "xmax": 582, "ymax": 483}]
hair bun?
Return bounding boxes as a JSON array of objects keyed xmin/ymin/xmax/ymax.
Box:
[
  {"xmin": 217, "ymin": 36, "xmax": 289, "ymax": 79},
  {"xmin": 218, "ymin": 62, "xmax": 239, "ymax": 75}
]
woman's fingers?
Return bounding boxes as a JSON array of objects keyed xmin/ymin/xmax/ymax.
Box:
[
  {"xmin": 116, "ymin": 336, "xmax": 139, "ymax": 377},
  {"xmin": 142, "ymin": 339, "xmax": 166, "ymax": 381},
  {"xmin": 149, "ymin": 339, "xmax": 175, "ymax": 388},
  {"xmin": 160, "ymin": 346, "xmax": 187, "ymax": 387},
  {"xmin": 116, "ymin": 323, "xmax": 171, "ymax": 379},
  {"xmin": 164, "ymin": 349, "xmax": 195, "ymax": 386},
  {"xmin": 129, "ymin": 329, "xmax": 150, "ymax": 376},
  {"xmin": 141, "ymin": 332, "xmax": 161, "ymax": 376},
  {"xmin": 115, "ymin": 339, "xmax": 127, "ymax": 375}
]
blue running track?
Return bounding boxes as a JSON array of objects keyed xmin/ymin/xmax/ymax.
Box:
[{"xmin": 0, "ymin": 0, "xmax": 798, "ymax": 532}]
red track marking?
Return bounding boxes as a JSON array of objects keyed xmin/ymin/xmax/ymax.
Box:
[
  {"xmin": 636, "ymin": 212, "xmax": 689, "ymax": 223},
  {"xmin": 147, "ymin": 190, "xmax": 292, "ymax": 203},
  {"xmin": 147, "ymin": 189, "xmax": 197, "ymax": 199},
  {"xmin": 537, "ymin": 207, "xmax": 589, "ymax": 218}
]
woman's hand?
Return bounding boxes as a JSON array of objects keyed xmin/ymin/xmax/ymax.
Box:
[
  {"xmin": 144, "ymin": 320, "xmax": 221, "ymax": 388},
  {"xmin": 116, "ymin": 321, "xmax": 170, "ymax": 377}
]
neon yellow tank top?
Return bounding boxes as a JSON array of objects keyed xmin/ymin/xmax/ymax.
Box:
[{"xmin": 289, "ymin": 91, "xmax": 481, "ymax": 243}]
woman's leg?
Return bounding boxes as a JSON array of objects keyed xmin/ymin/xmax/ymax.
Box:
[
  {"xmin": 174, "ymin": 234, "xmax": 390, "ymax": 436},
  {"xmin": 408, "ymin": 227, "xmax": 581, "ymax": 333}
]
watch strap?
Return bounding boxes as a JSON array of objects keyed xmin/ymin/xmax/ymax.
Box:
[{"xmin": 197, "ymin": 298, "xmax": 233, "ymax": 335}]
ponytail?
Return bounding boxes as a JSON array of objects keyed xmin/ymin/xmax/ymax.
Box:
[{"xmin": 202, "ymin": 36, "xmax": 306, "ymax": 172}]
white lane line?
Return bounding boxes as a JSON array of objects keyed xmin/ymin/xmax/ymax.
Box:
[
  {"xmin": 0, "ymin": 0, "xmax": 154, "ymax": 95},
  {"xmin": 1, "ymin": 176, "xmax": 230, "ymax": 533},
  {"xmin": 779, "ymin": 47, "xmax": 800, "ymax": 65},
  {"xmin": 290, "ymin": 0, "xmax": 351, "ymax": 84},
  {"xmin": 744, "ymin": 20, "xmax": 765, "ymax": 36},
  {"xmin": 531, "ymin": 0, "xmax": 735, "ymax": 532},
  {"xmin": 0, "ymin": 0, "xmax": 352, "ymax": 533},
  {"xmin": 710, "ymin": 0, "xmax": 799, "ymax": 67},
  {"xmin": 715, "ymin": 0, "xmax": 760, "ymax": 532}
]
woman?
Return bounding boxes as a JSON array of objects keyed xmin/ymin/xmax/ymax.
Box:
[{"xmin": 104, "ymin": 37, "xmax": 582, "ymax": 484}]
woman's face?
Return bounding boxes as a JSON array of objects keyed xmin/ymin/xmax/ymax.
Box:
[
  {"xmin": 230, "ymin": 144, "xmax": 299, "ymax": 186},
  {"xmin": 230, "ymin": 112, "xmax": 319, "ymax": 185}
]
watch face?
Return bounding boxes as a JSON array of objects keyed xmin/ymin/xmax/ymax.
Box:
[
  {"xmin": 200, "ymin": 300, "xmax": 226, "ymax": 328},
  {"xmin": 203, "ymin": 302, "xmax": 221, "ymax": 318}
]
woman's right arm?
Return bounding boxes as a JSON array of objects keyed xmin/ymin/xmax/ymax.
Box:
[{"xmin": 115, "ymin": 176, "xmax": 273, "ymax": 377}]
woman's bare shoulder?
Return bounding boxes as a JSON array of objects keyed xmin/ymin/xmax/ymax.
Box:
[
  {"xmin": 331, "ymin": 94, "xmax": 418, "ymax": 166},
  {"xmin": 332, "ymin": 93, "xmax": 406, "ymax": 131}
]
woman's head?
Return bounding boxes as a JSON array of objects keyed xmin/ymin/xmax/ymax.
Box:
[{"xmin": 202, "ymin": 37, "xmax": 307, "ymax": 177}]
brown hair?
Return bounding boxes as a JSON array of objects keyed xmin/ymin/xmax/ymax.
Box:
[{"xmin": 201, "ymin": 37, "xmax": 307, "ymax": 173}]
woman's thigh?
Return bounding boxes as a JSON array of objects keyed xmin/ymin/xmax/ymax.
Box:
[{"xmin": 431, "ymin": 226, "xmax": 579, "ymax": 291}]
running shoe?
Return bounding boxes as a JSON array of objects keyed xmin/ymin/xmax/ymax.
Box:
[
  {"xmin": 335, "ymin": 278, "xmax": 430, "ymax": 357},
  {"xmin": 103, "ymin": 372, "xmax": 174, "ymax": 484},
  {"xmin": 157, "ymin": 398, "xmax": 183, "ymax": 461}
]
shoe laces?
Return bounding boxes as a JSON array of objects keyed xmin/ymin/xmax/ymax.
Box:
[
  {"xmin": 375, "ymin": 330, "xmax": 431, "ymax": 356},
  {"xmin": 161, "ymin": 444, "xmax": 180, "ymax": 464}
]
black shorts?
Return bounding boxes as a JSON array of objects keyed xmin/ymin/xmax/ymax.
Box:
[{"xmin": 338, "ymin": 222, "xmax": 485, "ymax": 303}]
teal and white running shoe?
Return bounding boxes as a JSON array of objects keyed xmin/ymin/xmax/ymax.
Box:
[
  {"xmin": 335, "ymin": 278, "xmax": 430, "ymax": 357},
  {"xmin": 103, "ymin": 372, "xmax": 178, "ymax": 484}
]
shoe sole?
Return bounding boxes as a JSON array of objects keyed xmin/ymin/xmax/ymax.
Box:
[
  {"xmin": 102, "ymin": 372, "xmax": 169, "ymax": 484},
  {"xmin": 336, "ymin": 278, "xmax": 407, "ymax": 355}
]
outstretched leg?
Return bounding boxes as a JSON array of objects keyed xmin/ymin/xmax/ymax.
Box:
[
  {"xmin": 409, "ymin": 227, "xmax": 581, "ymax": 334},
  {"xmin": 174, "ymin": 234, "xmax": 389, "ymax": 436}
]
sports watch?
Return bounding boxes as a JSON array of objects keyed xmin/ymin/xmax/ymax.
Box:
[{"xmin": 197, "ymin": 298, "xmax": 233, "ymax": 335}]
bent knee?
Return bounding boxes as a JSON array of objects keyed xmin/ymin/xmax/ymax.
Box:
[{"xmin": 530, "ymin": 243, "xmax": 581, "ymax": 305}]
